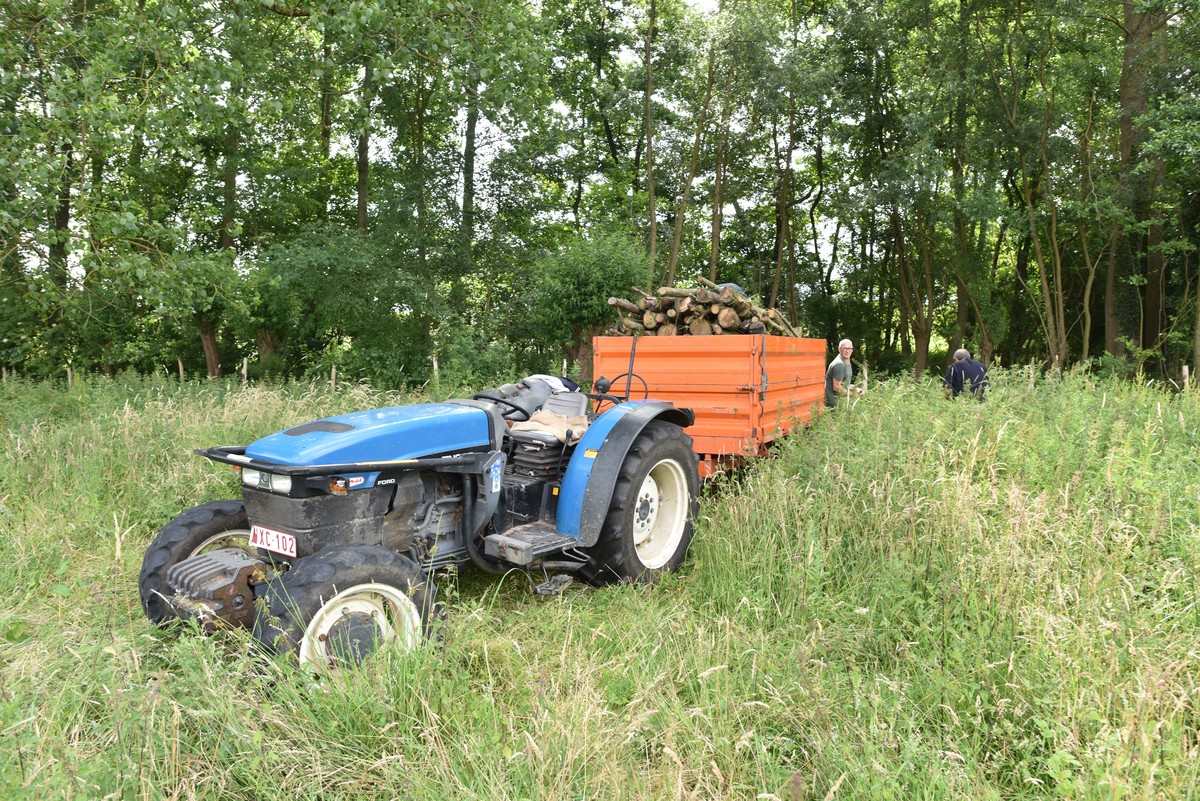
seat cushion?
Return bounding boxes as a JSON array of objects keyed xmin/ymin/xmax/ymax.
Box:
[{"xmin": 509, "ymin": 409, "xmax": 590, "ymax": 444}]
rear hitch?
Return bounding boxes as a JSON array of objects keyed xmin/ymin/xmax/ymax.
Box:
[{"xmin": 164, "ymin": 549, "xmax": 269, "ymax": 632}]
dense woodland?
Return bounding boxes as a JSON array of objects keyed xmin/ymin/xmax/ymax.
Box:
[{"xmin": 1, "ymin": 0, "xmax": 1197, "ymax": 385}]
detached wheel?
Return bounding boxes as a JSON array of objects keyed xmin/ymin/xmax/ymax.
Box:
[
  {"xmin": 139, "ymin": 500, "xmax": 254, "ymax": 624},
  {"xmin": 592, "ymin": 421, "xmax": 700, "ymax": 583},
  {"xmin": 252, "ymin": 545, "xmax": 434, "ymax": 668}
]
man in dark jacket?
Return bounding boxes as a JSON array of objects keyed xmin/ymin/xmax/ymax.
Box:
[{"xmin": 944, "ymin": 349, "xmax": 988, "ymax": 398}]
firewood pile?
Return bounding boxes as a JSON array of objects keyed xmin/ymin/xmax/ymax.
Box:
[{"xmin": 607, "ymin": 276, "xmax": 803, "ymax": 337}]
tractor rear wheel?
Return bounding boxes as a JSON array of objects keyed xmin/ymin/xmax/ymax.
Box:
[
  {"xmin": 252, "ymin": 545, "xmax": 435, "ymax": 668},
  {"xmin": 591, "ymin": 421, "xmax": 699, "ymax": 583},
  {"xmin": 139, "ymin": 500, "xmax": 255, "ymax": 624}
]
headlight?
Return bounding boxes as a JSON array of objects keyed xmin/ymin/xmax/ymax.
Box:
[{"xmin": 241, "ymin": 468, "xmax": 291, "ymax": 494}]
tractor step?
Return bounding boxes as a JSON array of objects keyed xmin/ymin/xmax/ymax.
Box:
[{"xmin": 484, "ymin": 522, "xmax": 579, "ymax": 565}]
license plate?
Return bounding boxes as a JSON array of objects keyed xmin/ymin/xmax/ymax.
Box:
[{"xmin": 249, "ymin": 524, "xmax": 297, "ymax": 558}]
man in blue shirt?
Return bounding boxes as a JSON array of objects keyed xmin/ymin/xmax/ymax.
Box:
[{"xmin": 944, "ymin": 349, "xmax": 988, "ymax": 399}]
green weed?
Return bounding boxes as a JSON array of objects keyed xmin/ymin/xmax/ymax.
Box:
[{"xmin": 0, "ymin": 371, "xmax": 1196, "ymax": 799}]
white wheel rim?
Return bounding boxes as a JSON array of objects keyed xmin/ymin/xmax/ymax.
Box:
[
  {"xmin": 189, "ymin": 529, "xmax": 252, "ymax": 558},
  {"xmin": 298, "ymin": 582, "xmax": 422, "ymax": 668},
  {"xmin": 631, "ymin": 458, "xmax": 689, "ymax": 570}
]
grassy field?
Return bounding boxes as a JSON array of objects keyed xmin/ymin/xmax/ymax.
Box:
[{"xmin": 0, "ymin": 371, "xmax": 1197, "ymax": 800}]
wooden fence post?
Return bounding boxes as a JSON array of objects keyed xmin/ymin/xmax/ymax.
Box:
[
  {"xmin": 330, "ymin": 364, "xmax": 337, "ymax": 390},
  {"xmin": 177, "ymin": 357, "xmax": 185, "ymax": 382}
]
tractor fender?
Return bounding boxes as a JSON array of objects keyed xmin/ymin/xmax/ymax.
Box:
[{"xmin": 555, "ymin": 401, "xmax": 694, "ymax": 547}]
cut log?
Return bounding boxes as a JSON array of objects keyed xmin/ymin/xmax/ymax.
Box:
[
  {"xmin": 608, "ymin": 297, "xmax": 641, "ymax": 314},
  {"xmin": 763, "ymin": 316, "xmax": 790, "ymax": 336},
  {"xmin": 688, "ymin": 316, "xmax": 713, "ymax": 335},
  {"xmin": 666, "ymin": 307, "xmax": 677, "ymax": 319},
  {"xmin": 765, "ymin": 309, "xmax": 800, "ymax": 337},
  {"xmin": 717, "ymin": 307, "xmax": 741, "ymax": 329},
  {"xmin": 676, "ymin": 296, "xmax": 694, "ymax": 315},
  {"xmin": 656, "ymin": 323, "xmax": 678, "ymax": 336},
  {"xmin": 698, "ymin": 276, "xmax": 759, "ymax": 321},
  {"xmin": 619, "ymin": 315, "xmax": 646, "ymax": 332}
]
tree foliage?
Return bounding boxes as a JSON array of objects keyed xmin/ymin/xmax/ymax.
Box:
[{"xmin": 0, "ymin": 0, "xmax": 1196, "ymax": 384}]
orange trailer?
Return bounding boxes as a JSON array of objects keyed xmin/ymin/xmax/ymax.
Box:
[{"xmin": 593, "ymin": 334, "xmax": 828, "ymax": 477}]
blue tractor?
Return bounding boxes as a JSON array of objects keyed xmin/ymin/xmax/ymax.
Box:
[{"xmin": 139, "ymin": 376, "xmax": 699, "ymax": 667}]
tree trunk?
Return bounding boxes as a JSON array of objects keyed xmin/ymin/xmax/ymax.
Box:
[
  {"xmin": 807, "ymin": 125, "xmax": 825, "ymax": 285},
  {"xmin": 913, "ymin": 326, "xmax": 931, "ymax": 378},
  {"xmin": 949, "ymin": 277, "xmax": 967, "ymax": 355},
  {"xmin": 769, "ymin": 103, "xmax": 796, "ymax": 309},
  {"xmin": 589, "ymin": 21, "xmax": 622, "ymax": 169},
  {"xmin": 1022, "ymin": 178, "xmax": 1064, "ymax": 369},
  {"xmin": 1143, "ymin": 162, "xmax": 1167, "ymax": 355},
  {"xmin": 642, "ymin": 0, "xmax": 657, "ymax": 266},
  {"xmin": 461, "ymin": 75, "xmax": 479, "ymax": 273},
  {"xmin": 414, "ymin": 78, "xmax": 431, "ymax": 265},
  {"xmin": 567, "ymin": 334, "xmax": 595, "ymax": 383},
  {"xmin": 1078, "ymin": 93, "xmax": 1101, "ymax": 363},
  {"xmin": 256, "ymin": 329, "xmax": 278, "ymax": 363},
  {"xmin": 220, "ymin": 119, "xmax": 238, "ymax": 251},
  {"xmin": 48, "ymin": 142, "xmax": 74, "ymax": 289},
  {"xmin": 1079, "ymin": 223, "xmax": 1100, "ymax": 363},
  {"xmin": 1104, "ymin": 226, "xmax": 1120, "ymax": 354},
  {"xmin": 198, "ymin": 316, "xmax": 220, "ymax": 378},
  {"xmin": 664, "ymin": 48, "xmax": 715, "ymax": 286},
  {"xmin": 318, "ymin": 36, "xmax": 333, "ymax": 217},
  {"xmin": 1, "ymin": 93, "xmax": 19, "ymax": 286},
  {"xmin": 708, "ymin": 88, "xmax": 732, "ymax": 282},
  {"xmin": 357, "ymin": 60, "xmax": 373, "ymax": 234},
  {"xmin": 949, "ymin": 0, "xmax": 972, "ymax": 357},
  {"xmin": 913, "ymin": 216, "xmax": 935, "ymax": 379},
  {"xmin": 1112, "ymin": 0, "xmax": 1167, "ymax": 354},
  {"xmin": 1194, "ymin": 251, "xmax": 1200, "ymax": 379}
]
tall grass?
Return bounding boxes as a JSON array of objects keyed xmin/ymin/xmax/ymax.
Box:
[{"xmin": 0, "ymin": 371, "xmax": 1196, "ymax": 799}]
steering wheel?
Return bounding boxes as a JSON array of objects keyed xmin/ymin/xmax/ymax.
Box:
[
  {"xmin": 471, "ymin": 393, "xmax": 532, "ymax": 421},
  {"xmin": 607, "ymin": 373, "xmax": 650, "ymax": 401}
]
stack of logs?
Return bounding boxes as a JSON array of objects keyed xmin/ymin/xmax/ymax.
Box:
[{"xmin": 608, "ymin": 277, "xmax": 803, "ymax": 337}]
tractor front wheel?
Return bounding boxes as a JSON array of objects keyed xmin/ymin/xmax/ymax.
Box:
[
  {"xmin": 592, "ymin": 421, "xmax": 699, "ymax": 583},
  {"xmin": 139, "ymin": 500, "xmax": 255, "ymax": 624},
  {"xmin": 252, "ymin": 545, "xmax": 435, "ymax": 668}
]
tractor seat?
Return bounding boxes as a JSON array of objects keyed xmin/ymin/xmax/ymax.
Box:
[
  {"xmin": 541, "ymin": 391, "xmax": 588, "ymax": 418},
  {"xmin": 509, "ymin": 392, "xmax": 590, "ymax": 445}
]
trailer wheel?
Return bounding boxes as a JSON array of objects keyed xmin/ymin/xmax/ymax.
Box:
[
  {"xmin": 252, "ymin": 545, "xmax": 434, "ymax": 668},
  {"xmin": 592, "ymin": 421, "xmax": 699, "ymax": 583},
  {"xmin": 139, "ymin": 500, "xmax": 254, "ymax": 625}
]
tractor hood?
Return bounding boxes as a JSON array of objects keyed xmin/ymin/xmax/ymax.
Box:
[{"xmin": 244, "ymin": 403, "xmax": 491, "ymax": 467}]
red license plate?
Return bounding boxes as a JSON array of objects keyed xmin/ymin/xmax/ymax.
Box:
[{"xmin": 249, "ymin": 524, "xmax": 297, "ymax": 558}]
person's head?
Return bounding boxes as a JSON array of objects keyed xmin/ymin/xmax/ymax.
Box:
[
  {"xmin": 953, "ymin": 348, "xmax": 970, "ymax": 363},
  {"xmin": 838, "ymin": 339, "xmax": 854, "ymax": 359}
]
